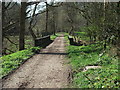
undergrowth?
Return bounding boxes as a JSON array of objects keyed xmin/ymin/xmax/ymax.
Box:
[
  {"xmin": 50, "ymin": 33, "xmax": 61, "ymax": 40},
  {"xmin": 67, "ymin": 41, "xmax": 119, "ymax": 88},
  {"xmin": 74, "ymin": 31, "xmax": 90, "ymax": 42},
  {"xmin": 50, "ymin": 35, "xmax": 57, "ymax": 40},
  {"xmin": 0, "ymin": 47, "xmax": 41, "ymax": 78}
]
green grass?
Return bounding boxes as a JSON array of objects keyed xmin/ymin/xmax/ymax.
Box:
[
  {"xmin": 50, "ymin": 35, "xmax": 57, "ymax": 40},
  {"xmin": 74, "ymin": 31, "xmax": 90, "ymax": 42},
  {"xmin": 64, "ymin": 33, "xmax": 70, "ymax": 45},
  {"xmin": 3, "ymin": 35, "xmax": 34, "ymax": 54},
  {"xmin": 50, "ymin": 33, "xmax": 63, "ymax": 40},
  {"xmin": 50, "ymin": 33, "xmax": 60, "ymax": 40},
  {"xmin": 67, "ymin": 43, "xmax": 119, "ymax": 88},
  {"xmin": 0, "ymin": 47, "xmax": 41, "ymax": 78}
]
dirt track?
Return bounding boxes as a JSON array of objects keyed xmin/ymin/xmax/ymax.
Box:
[{"xmin": 2, "ymin": 36, "xmax": 70, "ymax": 88}]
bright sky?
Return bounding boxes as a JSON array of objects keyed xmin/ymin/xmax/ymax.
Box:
[
  {"xmin": 27, "ymin": 0, "xmax": 61, "ymax": 17},
  {"xmin": 27, "ymin": 2, "xmax": 46, "ymax": 17},
  {"xmin": 11, "ymin": 0, "xmax": 62, "ymax": 3},
  {"xmin": 0, "ymin": 0, "xmax": 61, "ymax": 17},
  {"xmin": 1, "ymin": 0, "xmax": 120, "ymax": 2}
]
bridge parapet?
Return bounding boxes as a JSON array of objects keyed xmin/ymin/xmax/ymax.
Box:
[{"xmin": 35, "ymin": 35, "xmax": 52, "ymax": 48}]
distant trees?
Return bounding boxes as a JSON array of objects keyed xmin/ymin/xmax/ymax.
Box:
[
  {"xmin": 2, "ymin": 1, "xmax": 40, "ymax": 54},
  {"xmin": 62, "ymin": 2, "xmax": 120, "ymax": 49},
  {"xmin": 2, "ymin": 1, "xmax": 119, "ymax": 55},
  {"xmin": 2, "ymin": 1, "xmax": 63, "ymax": 55},
  {"xmin": 2, "ymin": 2, "xmax": 20, "ymax": 54},
  {"xmin": 82, "ymin": 2, "xmax": 120, "ymax": 48}
]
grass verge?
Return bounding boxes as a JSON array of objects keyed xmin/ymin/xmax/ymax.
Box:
[
  {"xmin": 66, "ymin": 40, "xmax": 119, "ymax": 88},
  {"xmin": 50, "ymin": 35, "xmax": 57, "ymax": 40},
  {"xmin": 50, "ymin": 33, "xmax": 63, "ymax": 40},
  {"xmin": 0, "ymin": 47, "xmax": 41, "ymax": 78}
]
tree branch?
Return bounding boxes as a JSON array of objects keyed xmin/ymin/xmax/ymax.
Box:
[
  {"xmin": 5, "ymin": 36, "xmax": 18, "ymax": 46},
  {"xmin": 5, "ymin": 2, "xmax": 12, "ymax": 9},
  {"xmin": 48, "ymin": 2, "xmax": 63, "ymax": 7},
  {"xmin": 26, "ymin": 10, "xmax": 46, "ymax": 19},
  {"xmin": 27, "ymin": 2, "xmax": 40, "ymax": 6}
]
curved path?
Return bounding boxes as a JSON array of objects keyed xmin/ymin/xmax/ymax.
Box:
[{"xmin": 2, "ymin": 35, "xmax": 70, "ymax": 88}]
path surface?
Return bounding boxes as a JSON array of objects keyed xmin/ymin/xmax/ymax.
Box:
[{"xmin": 2, "ymin": 35, "xmax": 70, "ymax": 88}]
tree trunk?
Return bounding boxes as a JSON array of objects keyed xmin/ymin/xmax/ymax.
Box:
[
  {"xmin": 117, "ymin": 1, "xmax": 120, "ymax": 47},
  {"xmin": 0, "ymin": 2, "xmax": 3, "ymax": 56},
  {"xmin": 52, "ymin": 8, "xmax": 56, "ymax": 35},
  {"xmin": 2, "ymin": 2, "xmax": 5, "ymax": 55},
  {"xmin": 45, "ymin": 2, "xmax": 48, "ymax": 34},
  {"xmin": 19, "ymin": 2, "xmax": 26, "ymax": 50}
]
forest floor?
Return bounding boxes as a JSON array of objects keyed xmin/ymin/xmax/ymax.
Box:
[{"xmin": 2, "ymin": 35, "xmax": 71, "ymax": 88}]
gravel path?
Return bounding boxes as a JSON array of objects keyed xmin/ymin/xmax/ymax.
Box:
[{"xmin": 2, "ymin": 36, "xmax": 70, "ymax": 88}]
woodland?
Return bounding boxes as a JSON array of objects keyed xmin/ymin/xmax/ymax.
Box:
[{"xmin": 1, "ymin": 1, "xmax": 120, "ymax": 88}]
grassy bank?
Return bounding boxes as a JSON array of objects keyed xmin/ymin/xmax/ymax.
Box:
[
  {"xmin": 50, "ymin": 33, "xmax": 67, "ymax": 40},
  {"xmin": 50, "ymin": 34, "xmax": 60, "ymax": 40},
  {"xmin": 0, "ymin": 47, "xmax": 41, "ymax": 78},
  {"xmin": 66, "ymin": 36, "xmax": 119, "ymax": 88},
  {"xmin": 50, "ymin": 35, "xmax": 58, "ymax": 40},
  {"xmin": 1, "ymin": 34, "xmax": 59, "ymax": 78},
  {"xmin": 3, "ymin": 36, "xmax": 34, "ymax": 55}
]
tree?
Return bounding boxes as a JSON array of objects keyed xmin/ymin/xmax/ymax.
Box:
[
  {"xmin": 45, "ymin": 2, "xmax": 48, "ymax": 35},
  {"xmin": 2, "ymin": 2, "xmax": 5, "ymax": 55},
  {"xmin": 19, "ymin": 2, "xmax": 27, "ymax": 50},
  {"xmin": 0, "ymin": 2, "xmax": 2, "ymax": 56}
]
